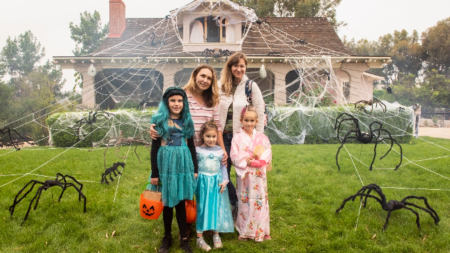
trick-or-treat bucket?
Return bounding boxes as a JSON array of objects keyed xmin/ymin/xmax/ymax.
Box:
[{"xmin": 140, "ymin": 183, "xmax": 163, "ymax": 220}]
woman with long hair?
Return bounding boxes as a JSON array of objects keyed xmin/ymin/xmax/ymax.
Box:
[{"xmin": 218, "ymin": 52, "xmax": 265, "ymax": 221}]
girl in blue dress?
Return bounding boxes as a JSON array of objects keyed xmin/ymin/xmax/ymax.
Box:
[
  {"xmin": 150, "ymin": 87, "xmax": 198, "ymax": 253},
  {"xmin": 195, "ymin": 120, "xmax": 234, "ymax": 251}
]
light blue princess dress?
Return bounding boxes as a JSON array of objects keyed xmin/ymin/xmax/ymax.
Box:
[{"xmin": 195, "ymin": 145, "xmax": 234, "ymax": 233}]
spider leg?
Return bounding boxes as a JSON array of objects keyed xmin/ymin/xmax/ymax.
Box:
[
  {"xmin": 63, "ymin": 175, "xmax": 84, "ymax": 201},
  {"xmin": 376, "ymin": 129, "xmax": 402, "ymax": 170},
  {"xmin": 402, "ymin": 206, "xmax": 421, "ymax": 230},
  {"xmin": 109, "ymin": 171, "xmax": 115, "ymax": 181},
  {"xmin": 336, "ymin": 193, "xmax": 384, "ymax": 213},
  {"xmin": 9, "ymin": 181, "xmax": 42, "ymax": 215},
  {"xmin": 336, "ymin": 131, "xmax": 357, "ymax": 171},
  {"xmin": 382, "ymin": 210, "xmax": 393, "ymax": 230},
  {"xmin": 402, "ymin": 196, "xmax": 440, "ymax": 225},
  {"xmin": 23, "ymin": 186, "xmax": 44, "ymax": 222},
  {"xmin": 134, "ymin": 143, "xmax": 142, "ymax": 163},
  {"xmin": 63, "ymin": 183, "xmax": 87, "ymax": 213},
  {"xmin": 101, "ymin": 173, "xmax": 108, "ymax": 184}
]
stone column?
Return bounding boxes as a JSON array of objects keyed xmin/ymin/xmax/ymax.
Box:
[
  {"xmin": 264, "ymin": 63, "xmax": 291, "ymax": 105},
  {"xmin": 75, "ymin": 63, "xmax": 104, "ymax": 109},
  {"xmin": 159, "ymin": 63, "xmax": 184, "ymax": 91},
  {"xmin": 339, "ymin": 63, "xmax": 371, "ymax": 103}
]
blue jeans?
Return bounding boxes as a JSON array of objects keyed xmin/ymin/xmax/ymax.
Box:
[{"xmin": 223, "ymin": 132, "xmax": 237, "ymax": 207}]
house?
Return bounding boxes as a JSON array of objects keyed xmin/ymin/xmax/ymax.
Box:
[{"xmin": 54, "ymin": 0, "xmax": 390, "ymax": 109}]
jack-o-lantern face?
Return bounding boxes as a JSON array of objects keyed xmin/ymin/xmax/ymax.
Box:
[{"xmin": 142, "ymin": 204, "xmax": 155, "ymax": 217}]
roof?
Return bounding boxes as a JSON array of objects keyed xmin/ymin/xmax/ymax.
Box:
[{"xmin": 91, "ymin": 16, "xmax": 354, "ymax": 58}]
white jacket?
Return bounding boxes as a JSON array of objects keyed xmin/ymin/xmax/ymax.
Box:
[{"xmin": 218, "ymin": 75, "xmax": 265, "ymax": 135}]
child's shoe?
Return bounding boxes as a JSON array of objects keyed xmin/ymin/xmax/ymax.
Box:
[
  {"xmin": 213, "ymin": 234, "xmax": 223, "ymax": 249},
  {"xmin": 196, "ymin": 237, "xmax": 211, "ymax": 251},
  {"xmin": 180, "ymin": 238, "xmax": 193, "ymax": 253},
  {"xmin": 159, "ymin": 235, "xmax": 172, "ymax": 253}
]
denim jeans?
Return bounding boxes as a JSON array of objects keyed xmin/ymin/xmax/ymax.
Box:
[{"xmin": 223, "ymin": 132, "xmax": 237, "ymax": 207}]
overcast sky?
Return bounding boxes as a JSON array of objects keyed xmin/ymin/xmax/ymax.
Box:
[{"xmin": 1, "ymin": 0, "xmax": 449, "ymax": 91}]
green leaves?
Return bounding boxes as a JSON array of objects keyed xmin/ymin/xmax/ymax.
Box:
[{"xmin": 69, "ymin": 11, "xmax": 108, "ymax": 56}]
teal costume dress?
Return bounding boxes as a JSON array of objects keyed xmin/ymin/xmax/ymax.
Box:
[
  {"xmin": 195, "ymin": 145, "xmax": 234, "ymax": 233},
  {"xmin": 150, "ymin": 118, "xmax": 197, "ymax": 208}
]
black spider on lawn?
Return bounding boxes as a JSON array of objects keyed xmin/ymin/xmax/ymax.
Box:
[
  {"xmin": 9, "ymin": 173, "xmax": 87, "ymax": 223},
  {"xmin": 335, "ymin": 184, "xmax": 440, "ymax": 230},
  {"xmin": 334, "ymin": 113, "xmax": 403, "ymax": 171},
  {"xmin": 0, "ymin": 127, "xmax": 34, "ymax": 150},
  {"xmin": 101, "ymin": 162, "xmax": 126, "ymax": 184}
]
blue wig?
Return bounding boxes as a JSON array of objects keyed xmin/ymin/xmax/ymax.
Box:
[{"xmin": 151, "ymin": 87, "xmax": 194, "ymax": 140}]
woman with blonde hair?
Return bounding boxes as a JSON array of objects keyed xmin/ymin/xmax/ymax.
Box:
[{"xmin": 218, "ymin": 52, "xmax": 265, "ymax": 220}]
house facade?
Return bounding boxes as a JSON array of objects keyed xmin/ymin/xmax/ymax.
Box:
[{"xmin": 54, "ymin": 0, "xmax": 390, "ymax": 109}]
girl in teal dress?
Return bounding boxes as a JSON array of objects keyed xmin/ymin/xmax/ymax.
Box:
[
  {"xmin": 150, "ymin": 87, "xmax": 198, "ymax": 253},
  {"xmin": 195, "ymin": 121, "xmax": 234, "ymax": 251}
]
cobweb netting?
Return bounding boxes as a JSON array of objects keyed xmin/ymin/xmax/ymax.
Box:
[{"xmin": 2, "ymin": 0, "xmax": 449, "ymax": 213}]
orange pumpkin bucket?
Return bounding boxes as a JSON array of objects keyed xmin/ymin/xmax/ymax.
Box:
[
  {"xmin": 140, "ymin": 183, "xmax": 163, "ymax": 220},
  {"xmin": 185, "ymin": 198, "xmax": 197, "ymax": 223}
]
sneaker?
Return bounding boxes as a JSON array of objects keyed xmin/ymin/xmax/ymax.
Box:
[
  {"xmin": 159, "ymin": 235, "xmax": 172, "ymax": 253},
  {"xmin": 180, "ymin": 238, "xmax": 193, "ymax": 253},
  {"xmin": 196, "ymin": 237, "xmax": 211, "ymax": 251},
  {"xmin": 212, "ymin": 234, "xmax": 223, "ymax": 249}
]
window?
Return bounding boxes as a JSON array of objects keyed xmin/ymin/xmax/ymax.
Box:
[{"xmin": 189, "ymin": 16, "xmax": 228, "ymax": 43}]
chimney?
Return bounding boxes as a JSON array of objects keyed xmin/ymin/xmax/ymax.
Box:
[{"xmin": 109, "ymin": 0, "xmax": 126, "ymax": 37}]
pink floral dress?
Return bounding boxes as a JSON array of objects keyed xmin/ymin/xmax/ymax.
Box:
[{"xmin": 230, "ymin": 129, "xmax": 272, "ymax": 241}]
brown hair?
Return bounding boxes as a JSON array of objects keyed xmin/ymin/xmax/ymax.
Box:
[
  {"xmin": 240, "ymin": 105, "xmax": 258, "ymax": 120},
  {"xmin": 183, "ymin": 64, "xmax": 219, "ymax": 108},
  {"xmin": 199, "ymin": 120, "xmax": 219, "ymax": 144},
  {"xmin": 220, "ymin": 52, "xmax": 248, "ymax": 96}
]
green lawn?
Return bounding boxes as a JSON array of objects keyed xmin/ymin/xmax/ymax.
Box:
[{"xmin": 0, "ymin": 137, "xmax": 449, "ymax": 252}]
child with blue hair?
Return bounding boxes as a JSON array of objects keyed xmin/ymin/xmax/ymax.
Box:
[{"xmin": 150, "ymin": 87, "xmax": 198, "ymax": 253}]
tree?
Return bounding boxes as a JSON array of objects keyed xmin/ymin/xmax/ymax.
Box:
[
  {"xmin": 232, "ymin": 0, "xmax": 345, "ymax": 30},
  {"xmin": 421, "ymin": 17, "xmax": 450, "ymax": 77},
  {"xmin": 69, "ymin": 11, "xmax": 109, "ymax": 56},
  {"xmin": 0, "ymin": 30, "xmax": 45, "ymax": 78}
]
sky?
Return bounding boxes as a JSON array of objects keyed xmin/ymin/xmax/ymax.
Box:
[{"xmin": 1, "ymin": 0, "xmax": 449, "ymax": 91}]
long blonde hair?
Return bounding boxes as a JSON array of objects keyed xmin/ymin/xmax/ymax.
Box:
[
  {"xmin": 184, "ymin": 64, "xmax": 219, "ymax": 108},
  {"xmin": 220, "ymin": 52, "xmax": 248, "ymax": 96}
]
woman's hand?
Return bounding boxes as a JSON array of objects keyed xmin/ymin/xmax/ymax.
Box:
[
  {"xmin": 149, "ymin": 124, "xmax": 160, "ymax": 140},
  {"xmin": 219, "ymin": 182, "xmax": 227, "ymax": 194},
  {"xmin": 150, "ymin": 178, "xmax": 159, "ymax": 185},
  {"xmin": 221, "ymin": 150, "xmax": 228, "ymax": 166},
  {"xmin": 245, "ymin": 157, "xmax": 254, "ymax": 166}
]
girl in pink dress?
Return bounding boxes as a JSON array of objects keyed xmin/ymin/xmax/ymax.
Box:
[{"xmin": 230, "ymin": 105, "xmax": 272, "ymax": 242}]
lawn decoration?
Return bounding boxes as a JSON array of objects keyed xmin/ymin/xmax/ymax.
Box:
[
  {"xmin": 0, "ymin": 127, "xmax": 35, "ymax": 150},
  {"xmin": 103, "ymin": 130, "xmax": 151, "ymax": 169},
  {"xmin": 71, "ymin": 110, "xmax": 114, "ymax": 140},
  {"xmin": 353, "ymin": 97, "xmax": 387, "ymax": 114},
  {"xmin": 201, "ymin": 48, "xmax": 232, "ymax": 58},
  {"xmin": 335, "ymin": 184, "xmax": 440, "ymax": 230},
  {"xmin": 9, "ymin": 173, "xmax": 87, "ymax": 223},
  {"xmin": 101, "ymin": 162, "xmax": 125, "ymax": 184},
  {"xmin": 334, "ymin": 113, "xmax": 403, "ymax": 170}
]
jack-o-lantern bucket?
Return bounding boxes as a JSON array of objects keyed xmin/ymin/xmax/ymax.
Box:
[
  {"xmin": 140, "ymin": 183, "xmax": 163, "ymax": 220},
  {"xmin": 185, "ymin": 199, "xmax": 197, "ymax": 223}
]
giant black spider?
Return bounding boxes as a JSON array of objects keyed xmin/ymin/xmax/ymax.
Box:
[
  {"xmin": 334, "ymin": 113, "xmax": 403, "ymax": 171},
  {"xmin": 0, "ymin": 127, "xmax": 34, "ymax": 150},
  {"xmin": 71, "ymin": 110, "xmax": 114, "ymax": 139},
  {"xmin": 101, "ymin": 162, "xmax": 125, "ymax": 184},
  {"xmin": 9, "ymin": 173, "xmax": 87, "ymax": 223},
  {"xmin": 335, "ymin": 184, "xmax": 440, "ymax": 230}
]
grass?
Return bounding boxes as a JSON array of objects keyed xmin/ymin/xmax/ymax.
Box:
[{"xmin": 0, "ymin": 136, "xmax": 449, "ymax": 252}]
